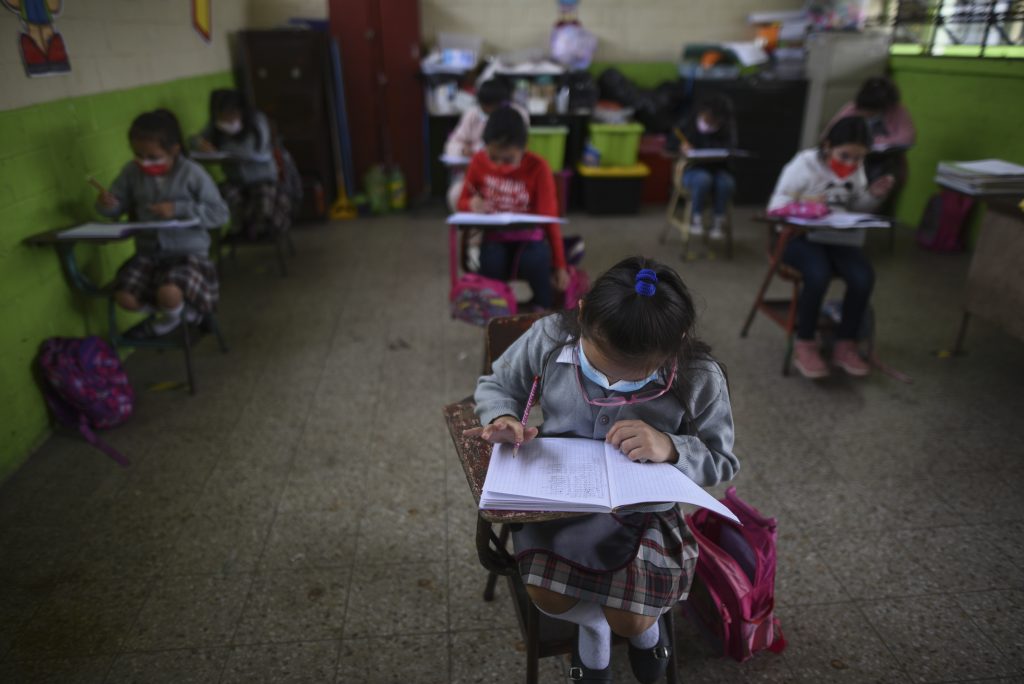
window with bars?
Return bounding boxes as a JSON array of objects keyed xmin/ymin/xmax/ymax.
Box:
[{"xmin": 872, "ymin": 0, "xmax": 1024, "ymax": 57}]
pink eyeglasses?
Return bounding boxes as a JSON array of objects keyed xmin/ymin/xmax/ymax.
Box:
[{"xmin": 573, "ymin": 349, "xmax": 677, "ymax": 407}]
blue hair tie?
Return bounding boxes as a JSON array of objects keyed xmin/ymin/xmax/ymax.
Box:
[{"xmin": 635, "ymin": 268, "xmax": 658, "ymax": 297}]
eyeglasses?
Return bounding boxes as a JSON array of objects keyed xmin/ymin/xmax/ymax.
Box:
[{"xmin": 573, "ymin": 349, "xmax": 677, "ymax": 407}]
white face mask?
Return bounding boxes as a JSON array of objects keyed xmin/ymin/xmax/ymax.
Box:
[
  {"xmin": 696, "ymin": 117, "xmax": 718, "ymax": 134},
  {"xmin": 578, "ymin": 342, "xmax": 659, "ymax": 393},
  {"xmin": 216, "ymin": 120, "xmax": 242, "ymax": 135}
]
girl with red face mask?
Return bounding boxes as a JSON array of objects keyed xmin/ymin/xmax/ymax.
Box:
[
  {"xmin": 95, "ymin": 109, "xmax": 229, "ymax": 338},
  {"xmin": 766, "ymin": 116, "xmax": 894, "ymax": 379}
]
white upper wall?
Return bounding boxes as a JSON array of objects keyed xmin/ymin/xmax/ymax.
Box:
[
  {"xmin": 0, "ymin": 0, "xmax": 327, "ymax": 112},
  {"xmin": 421, "ymin": 0, "xmax": 806, "ymax": 62}
]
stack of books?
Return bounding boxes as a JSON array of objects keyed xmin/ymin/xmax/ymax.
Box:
[{"xmin": 936, "ymin": 159, "xmax": 1024, "ymax": 196}]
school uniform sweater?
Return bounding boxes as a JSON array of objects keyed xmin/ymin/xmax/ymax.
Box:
[
  {"xmin": 767, "ymin": 148, "xmax": 882, "ymax": 247},
  {"xmin": 97, "ymin": 157, "xmax": 229, "ymax": 258},
  {"xmin": 195, "ymin": 111, "xmax": 278, "ymax": 186},
  {"xmin": 475, "ymin": 314, "xmax": 739, "ymax": 512},
  {"xmin": 827, "ymin": 102, "xmax": 916, "ymax": 150},
  {"xmin": 456, "ymin": 150, "xmax": 566, "ymax": 269}
]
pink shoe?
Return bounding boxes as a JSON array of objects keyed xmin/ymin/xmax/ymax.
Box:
[
  {"xmin": 792, "ymin": 339, "xmax": 828, "ymax": 379},
  {"xmin": 833, "ymin": 340, "xmax": 870, "ymax": 376}
]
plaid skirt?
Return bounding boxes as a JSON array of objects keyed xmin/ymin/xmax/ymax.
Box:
[
  {"xmin": 515, "ymin": 507, "xmax": 698, "ymax": 617},
  {"xmin": 115, "ymin": 254, "xmax": 219, "ymax": 313},
  {"xmin": 221, "ymin": 180, "xmax": 292, "ymax": 240}
]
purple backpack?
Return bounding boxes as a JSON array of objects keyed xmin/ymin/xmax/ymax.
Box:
[
  {"xmin": 38, "ymin": 336, "xmax": 134, "ymax": 466},
  {"xmin": 683, "ymin": 486, "xmax": 786, "ymax": 662}
]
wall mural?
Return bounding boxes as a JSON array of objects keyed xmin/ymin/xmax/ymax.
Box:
[{"xmin": 2, "ymin": 0, "xmax": 70, "ymax": 76}]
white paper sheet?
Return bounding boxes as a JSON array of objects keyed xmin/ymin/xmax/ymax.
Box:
[
  {"xmin": 447, "ymin": 212, "xmax": 566, "ymax": 225},
  {"xmin": 481, "ymin": 440, "xmax": 609, "ymax": 510},
  {"xmin": 439, "ymin": 154, "xmax": 471, "ymax": 166},
  {"xmin": 953, "ymin": 159, "xmax": 1024, "ymax": 176},
  {"xmin": 785, "ymin": 212, "xmax": 890, "ymax": 229},
  {"xmin": 57, "ymin": 219, "xmax": 200, "ymax": 240},
  {"xmin": 191, "ymin": 151, "xmax": 273, "ymax": 163}
]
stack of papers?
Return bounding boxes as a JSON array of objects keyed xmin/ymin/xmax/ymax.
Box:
[
  {"xmin": 785, "ymin": 212, "xmax": 891, "ymax": 229},
  {"xmin": 936, "ymin": 159, "xmax": 1024, "ymax": 196},
  {"xmin": 447, "ymin": 212, "xmax": 566, "ymax": 226},
  {"xmin": 58, "ymin": 219, "xmax": 200, "ymax": 240}
]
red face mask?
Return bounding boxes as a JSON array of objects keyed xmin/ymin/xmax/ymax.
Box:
[
  {"xmin": 828, "ymin": 157, "xmax": 858, "ymax": 179},
  {"xmin": 136, "ymin": 159, "xmax": 171, "ymax": 176}
]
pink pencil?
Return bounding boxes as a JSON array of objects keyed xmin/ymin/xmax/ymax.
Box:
[{"xmin": 513, "ymin": 375, "xmax": 540, "ymax": 458}]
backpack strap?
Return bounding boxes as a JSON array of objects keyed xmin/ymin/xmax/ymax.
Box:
[
  {"xmin": 76, "ymin": 414, "xmax": 131, "ymax": 468},
  {"xmin": 42, "ymin": 385, "xmax": 130, "ymax": 468}
]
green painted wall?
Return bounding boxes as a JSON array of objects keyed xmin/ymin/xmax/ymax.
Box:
[
  {"xmin": 889, "ymin": 56, "xmax": 1024, "ymax": 240},
  {"xmin": 0, "ymin": 71, "xmax": 233, "ymax": 481}
]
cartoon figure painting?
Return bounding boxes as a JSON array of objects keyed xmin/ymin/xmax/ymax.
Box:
[{"xmin": 3, "ymin": 0, "xmax": 70, "ymax": 76}]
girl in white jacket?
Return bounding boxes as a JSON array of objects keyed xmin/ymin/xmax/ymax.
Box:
[{"xmin": 767, "ymin": 117, "xmax": 894, "ymax": 379}]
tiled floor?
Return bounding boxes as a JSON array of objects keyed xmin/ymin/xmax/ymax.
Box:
[{"xmin": 1, "ymin": 208, "xmax": 1022, "ymax": 683}]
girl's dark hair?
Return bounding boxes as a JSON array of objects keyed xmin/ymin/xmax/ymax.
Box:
[
  {"xmin": 477, "ymin": 79, "xmax": 510, "ymax": 108},
  {"xmin": 549, "ymin": 256, "xmax": 715, "ymax": 408},
  {"xmin": 696, "ymin": 93, "xmax": 734, "ymax": 123},
  {"xmin": 208, "ymin": 88, "xmax": 262, "ymax": 147},
  {"xmin": 855, "ymin": 77, "xmax": 900, "ymax": 112},
  {"xmin": 129, "ymin": 109, "xmax": 184, "ymax": 151},
  {"xmin": 482, "ymin": 105, "xmax": 528, "ymax": 148},
  {"xmin": 822, "ymin": 116, "xmax": 871, "ymax": 149}
]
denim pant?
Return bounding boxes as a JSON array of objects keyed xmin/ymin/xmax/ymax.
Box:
[
  {"xmin": 479, "ymin": 240, "xmax": 553, "ymax": 308},
  {"xmin": 682, "ymin": 167, "xmax": 735, "ymax": 216},
  {"xmin": 782, "ymin": 236, "xmax": 875, "ymax": 341}
]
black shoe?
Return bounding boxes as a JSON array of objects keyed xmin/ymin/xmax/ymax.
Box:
[
  {"xmin": 569, "ymin": 630, "xmax": 612, "ymax": 683},
  {"xmin": 626, "ymin": 615, "xmax": 671, "ymax": 684},
  {"xmin": 123, "ymin": 316, "xmax": 178, "ymax": 340}
]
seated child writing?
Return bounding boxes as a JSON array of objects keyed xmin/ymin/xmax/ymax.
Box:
[
  {"xmin": 673, "ymin": 93, "xmax": 738, "ymax": 241},
  {"xmin": 457, "ymin": 106, "xmax": 568, "ymax": 310},
  {"xmin": 444, "ymin": 79, "xmax": 529, "ymax": 210},
  {"xmin": 96, "ymin": 109, "xmax": 229, "ymax": 338},
  {"xmin": 192, "ymin": 89, "xmax": 287, "ymax": 240},
  {"xmin": 467, "ymin": 256, "xmax": 739, "ymax": 683},
  {"xmin": 767, "ymin": 116, "xmax": 894, "ymax": 379}
]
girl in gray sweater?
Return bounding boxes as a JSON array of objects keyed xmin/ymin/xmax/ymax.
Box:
[
  {"xmin": 96, "ymin": 109, "xmax": 229, "ymax": 338},
  {"xmin": 469, "ymin": 257, "xmax": 739, "ymax": 683}
]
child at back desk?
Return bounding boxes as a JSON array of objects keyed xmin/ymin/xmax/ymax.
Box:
[
  {"xmin": 96, "ymin": 109, "xmax": 229, "ymax": 338},
  {"xmin": 192, "ymin": 89, "xmax": 287, "ymax": 240},
  {"xmin": 444, "ymin": 79, "xmax": 529, "ymax": 210},
  {"xmin": 767, "ymin": 116, "xmax": 894, "ymax": 379},
  {"xmin": 673, "ymin": 93, "xmax": 738, "ymax": 241},
  {"xmin": 457, "ymin": 106, "xmax": 568, "ymax": 310},
  {"xmin": 467, "ymin": 256, "xmax": 739, "ymax": 683}
]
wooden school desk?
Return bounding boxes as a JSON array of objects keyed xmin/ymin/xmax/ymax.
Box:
[{"xmin": 24, "ymin": 225, "xmax": 228, "ymax": 393}]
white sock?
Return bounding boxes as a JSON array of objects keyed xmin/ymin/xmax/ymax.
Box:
[
  {"xmin": 629, "ymin": 617, "xmax": 660, "ymax": 650},
  {"xmin": 151, "ymin": 303, "xmax": 184, "ymax": 335},
  {"xmin": 539, "ymin": 601, "xmax": 611, "ymax": 670}
]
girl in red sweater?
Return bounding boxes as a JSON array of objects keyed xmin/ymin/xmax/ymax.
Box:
[{"xmin": 457, "ymin": 106, "xmax": 569, "ymax": 309}]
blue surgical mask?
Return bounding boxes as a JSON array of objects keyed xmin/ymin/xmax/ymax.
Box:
[{"xmin": 578, "ymin": 342, "xmax": 659, "ymax": 393}]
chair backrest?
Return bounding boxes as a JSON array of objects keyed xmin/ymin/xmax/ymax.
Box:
[{"xmin": 484, "ymin": 313, "xmax": 546, "ymax": 374}]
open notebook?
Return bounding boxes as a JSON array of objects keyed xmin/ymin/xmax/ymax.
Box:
[
  {"xmin": 447, "ymin": 212, "xmax": 567, "ymax": 226},
  {"xmin": 685, "ymin": 148, "xmax": 750, "ymax": 160},
  {"xmin": 190, "ymin": 151, "xmax": 273, "ymax": 163},
  {"xmin": 784, "ymin": 212, "xmax": 890, "ymax": 229},
  {"xmin": 58, "ymin": 219, "xmax": 200, "ymax": 240},
  {"xmin": 480, "ymin": 437, "xmax": 738, "ymax": 522}
]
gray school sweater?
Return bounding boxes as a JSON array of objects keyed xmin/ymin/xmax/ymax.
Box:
[
  {"xmin": 195, "ymin": 112, "xmax": 278, "ymax": 186},
  {"xmin": 475, "ymin": 315, "xmax": 739, "ymax": 512},
  {"xmin": 96, "ymin": 157, "xmax": 229, "ymax": 258}
]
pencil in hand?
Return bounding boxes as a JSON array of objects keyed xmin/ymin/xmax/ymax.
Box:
[{"xmin": 513, "ymin": 375, "xmax": 541, "ymax": 458}]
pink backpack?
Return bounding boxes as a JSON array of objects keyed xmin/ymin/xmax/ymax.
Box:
[
  {"xmin": 562, "ymin": 265, "xmax": 590, "ymax": 310},
  {"xmin": 683, "ymin": 486, "xmax": 786, "ymax": 662},
  {"xmin": 448, "ymin": 225, "xmax": 518, "ymax": 326},
  {"xmin": 38, "ymin": 336, "xmax": 133, "ymax": 467}
]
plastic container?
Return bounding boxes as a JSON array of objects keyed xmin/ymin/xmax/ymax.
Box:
[
  {"xmin": 388, "ymin": 167, "xmax": 406, "ymax": 211},
  {"xmin": 577, "ymin": 163, "xmax": 650, "ymax": 214},
  {"xmin": 527, "ymin": 126, "xmax": 569, "ymax": 171},
  {"xmin": 588, "ymin": 123, "xmax": 644, "ymax": 167},
  {"xmin": 364, "ymin": 165, "xmax": 388, "ymax": 215}
]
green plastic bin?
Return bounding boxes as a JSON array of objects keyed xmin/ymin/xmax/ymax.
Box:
[
  {"xmin": 589, "ymin": 123, "xmax": 644, "ymax": 167},
  {"xmin": 527, "ymin": 126, "xmax": 568, "ymax": 171}
]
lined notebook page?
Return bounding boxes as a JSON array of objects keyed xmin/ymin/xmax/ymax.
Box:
[
  {"xmin": 604, "ymin": 444, "xmax": 740, "ymax": 523},
  {"xmin": 484, "ymin": 439, "xmax": 609, "ymax": 507}
]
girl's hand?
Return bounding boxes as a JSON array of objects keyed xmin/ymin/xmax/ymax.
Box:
[
  {"xmin": 869, "ymin": 174, "xmax": 895, "ymax": 198},
  {"xmin": 606, "ymin": 420, "xmax": 678, "ymax": 463},
  {"xmin": 469, "ymin": 193, "xmax": 490, "ymax": 214},
  {"xmin": 97, "ymin": 190, "xmax": 119, "ymax": 209},
  {"xmin": 463, "ymin": 415, "xmax": 538, "ymax": 445},
  {"xmin": 553, "ymin": 267, "xmax": 570, "ymax": 291},
  {"xmin": 148, "ymin": 202, "xmax": 175, "ymax": 218},
  {"xmin": 681, "ymin": 143, "xmax": 693, "ymax": 156},
  {"xmin": 196, "ymin": 138, "xmax": 216, "ymax": 153}
]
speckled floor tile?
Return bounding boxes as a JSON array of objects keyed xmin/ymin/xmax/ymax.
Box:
[
  {"xmin": 353, "ymin": 501, "xmax": 447, "ymax": 566},
  {"xmin": 955, "ymin": 589, "xmax": 1024, "ymax": 667},
  {"xmin": 0, "ymin": 655, "xmax": 113, "ymax": 684},
  {"xmin": 124, "ymin": 574, "xmax": 253, "ymax": 651},
  {"xmin": 221, "ymin": 640, "xmax": 339, "ymax": 683},
  {"xmin": 163, "ymin": 510, "xmax": 274, "ymax": 576},
  {"xmin": 335, "ymin": 633, "xmax": 448, "ymax": 684},
  {"xmin": 105, "ymin": 647, "xmax": 228, "ymax": 683},
  {"xmin": 232, "ymin": 568, "xmax": 351, "ymax": 645},
  {"xmin": 448, "ymin": 628, "xmax": 567, "ymax": 684},
  {"xmin": 258, "ymin": 510, "xmax": 359, "ymax": 571},
  {"xmin": 447, "ymin": 551, "xmax": 518, "ymax": 632},
  {"xmin": 343, "ymin": 563, "xmax": 447, "ymax": 639}
]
